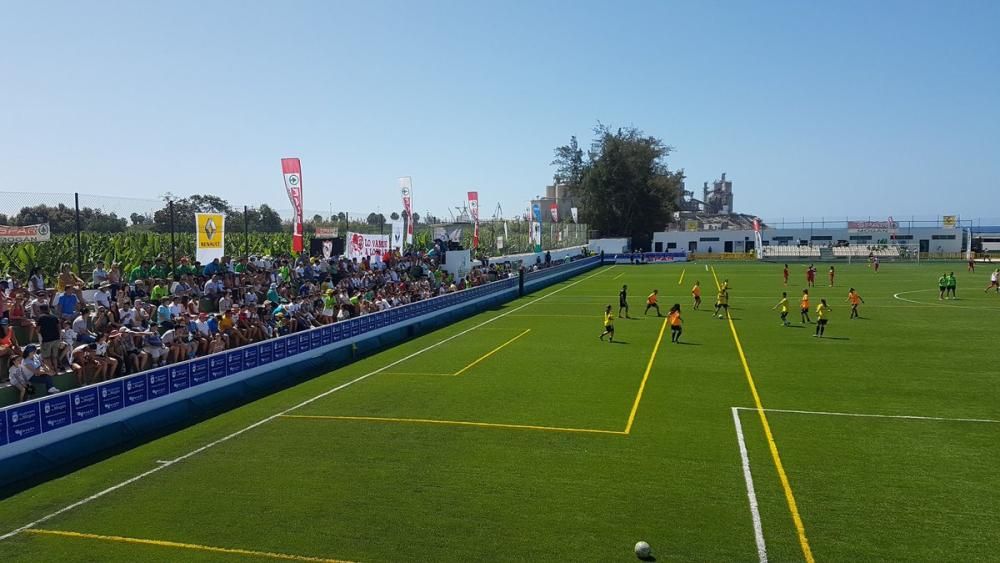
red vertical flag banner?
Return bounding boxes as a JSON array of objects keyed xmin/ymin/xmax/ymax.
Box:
[
  {"xmin": 399, "ymin": 177, "xmax": 414, "ymax": 244},
  {"xmin": 467, "ymin": 191, "xmax": 480, "ymax": 249},
  {"xmin": 549, "ymin": 203, "xmax": 559, "ymax": 223},
  {"xmin": 281, "ymin": 158, "xmax": 305, "ymax": 253}
]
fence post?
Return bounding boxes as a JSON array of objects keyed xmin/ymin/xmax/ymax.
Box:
[
  {"xmin": 74, "ymin": 192, "xmax": 82, "ymax": 275},
  {"xmin": 169, "ymin": 199, "xmax": 176, "ymax": 273},
  {"xmin": 244, "ymin": 205, "xmax": 249, "ymax": 260}
]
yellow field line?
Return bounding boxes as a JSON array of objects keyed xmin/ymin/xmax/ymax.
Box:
[
  {"xmin": 624, "ymin": 316, "xmax": 668, "ymax": 434},
  {"xmin": 678, "ymin": 268, "xmax": 686, "ymax": 285},
  {"xmin": 453, "ymin": 329, "xmax": 531, "ymax": 376},
  {"xmin": 281, "ymin": 414, "xmax": 625, "ymax": 435},
  {"xmin": 711, "ymin": 266, "xmax": 814, "ymax": 563},
  {"xmin": 27, "ymin": 528, "xmax": 354, "ymax": 563}
]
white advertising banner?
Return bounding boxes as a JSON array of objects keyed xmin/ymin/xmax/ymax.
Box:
[
  {"xmin": 390, "ymin": 221, "xmax": 404, "ymax": 250},
  {"xmin": 346, "ymin": 231, "xmax": 390, "ymax": 259}
]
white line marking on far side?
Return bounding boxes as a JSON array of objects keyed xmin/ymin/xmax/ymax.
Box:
[
  {"xmin": 731, "ymin": 408, "xmax": 768, "ymax": 563},
  {"xmin": 734, "ymin": 406, "xmax": 1000, "ymax": 424},
  {"xmin": 0, "ymin": 267, "xmax": 609, "ymax": 542}
]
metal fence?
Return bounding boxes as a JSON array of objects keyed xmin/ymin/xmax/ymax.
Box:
[{"xmin": 0, "ymin": 192, "xmax": 588, "ymax": 283}]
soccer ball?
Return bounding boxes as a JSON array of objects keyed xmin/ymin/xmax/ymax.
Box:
[{"xmin": 634, "ymin": 541, "xmax": 651, "ymax": 559}]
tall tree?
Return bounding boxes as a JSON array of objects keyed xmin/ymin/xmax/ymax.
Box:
[
  {"xmin": 554, "ymin": 124, "xmax": 683, "ymax": 248},
  {"xmin": 551, "ymin": 135, "xmax": 585, "ymax": 189},
  {"xmin": 389, "ymin": 211, "xmax": 400, "ymax": 221}
]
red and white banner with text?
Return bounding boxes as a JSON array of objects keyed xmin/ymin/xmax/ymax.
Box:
[
  {"xmin": 346, "ymin": 232, "xmax": 390, "ymax": 260},
  {"xmin": 549, "ymin": 203, "xmax": 559, "ymax": 223},
  {"xmin": 399, "ymin": 177, "xmax": 414, "ymax": 244},
  {"xmin": 467, "ymin": 191, "xmax": 480, "ymax": 249},
  {"xmin": 281, "ymin": 158, "xmax": 305, "ymax": 253}
]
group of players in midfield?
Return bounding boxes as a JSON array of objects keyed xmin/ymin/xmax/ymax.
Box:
[{"xmin": 601, "ymin": 263, "xmax": 874, "ymax": 342}]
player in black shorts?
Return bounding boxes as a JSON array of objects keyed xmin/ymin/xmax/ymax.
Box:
[{"xmin": 618, "ymin": 284, "xmax": 631, "ymax": 319}]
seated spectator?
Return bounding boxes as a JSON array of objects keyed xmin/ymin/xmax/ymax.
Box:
[
  {"xmin": 56, "ymin": 287, "xmax": 80, "ymax": 321},
  {"xmin": 143, "ymin": 329, "xmax": 169, "ymax": 368},
  {"xmin": 92, "ymin": 260, "xmax": 109, "ymax": 288},
  {"xmin": 10, "ymin": 346, "xmax": 59, "ymax": 401},
  {"xmin": 73, "ymin": 307, "xmax": 97, "ymax": 344}
]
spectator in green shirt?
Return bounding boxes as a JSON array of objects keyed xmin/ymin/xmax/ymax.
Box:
[
  {"xmin": 148, "ymin": 258, "xmax": 169, "ymax": 280},
  {"xmin": 129, "ymin": 260, "xmax": 152, "ymax": 284},
  {"xmin": 150, "ymin": 279, "xmax": 170, "ymax": 303},
  {"xmin": 174, "ymin": 256, "xmax": 197, "ymax": 277}
]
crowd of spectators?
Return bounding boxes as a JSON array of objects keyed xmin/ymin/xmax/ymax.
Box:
[{"xmin": 2, "ymin": 251, "xmax": 519, "ymax": 402}]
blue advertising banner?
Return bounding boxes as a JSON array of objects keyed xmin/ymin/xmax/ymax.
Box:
[
  {"xmin": 351, "ymin": 319, "xmax": 361, "ymax": 336},
  {"xmin": 7, "ymin": 403, "xmax": 41, "ymax": 443},
  {"xmin": 320, "ymin": 325, "xmax": 332, "ymax": 345},
  {"xmin": 209, "ymin": 355, "xmax": 227, "ymax": 380},
  {"xmin": 286, "ymin": 334, "xmax": 299, "ymax": 356},
  {"xmin": 227, "ymin": 351, "xmax": 242, "ymax": 376},
  {"xmin": 0, "ymin": 406, "xmax": 6, "ymax": 446},
  {"xmin": 124, "ymin": 374, "xmax": 147, "ymax": 406},
  {"xmin": 70, "ymin": 387, "xmax": 100, "ymax": 423},
  {"xmin": 273, "ymin": 338, "xmax": 287, "ymax": 360},
  {"xmin": 99, "ymin": 379, "xmax": 125, "ymax": 415},
  {"xmin": 243, "ymin": 346, "xmax": 258, "ymax": 370},
  {"xmin": 190, "ymin": 358, "xmax": 210, "ymax": 386},
  {"xmin": 298, "ymin": 332, "xmax": 310, "ymax": 352},
  {"xmin": 169, "ymin": 364, "xmax": 190, "ymax": 393},
  {"xmin": 258, "ymin": 341, "xmax": 273, "ymax": 365},
  {"xmin": 40, "ymin": 394, "xmax": 72, "ymax": 432},
  {"xmin": 332, "ymin": 324, "xmax": 343, "ymax": 342},
  {"xmin": 147, "ymin": 369, "xmax": 170, "ymax": 399},
  {"xmin": 311, "ymin": 329, "xmax": 322, "ymax": 349}
]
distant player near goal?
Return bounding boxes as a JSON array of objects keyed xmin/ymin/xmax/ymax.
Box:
[
  {"xmin": 783, "ymin": 264, "xmax": 789, "ymax": 286},
  {"xmin": 600, "ymin": 305, "xmax": 615, "ymax": 342},
  {"xmin": 645, "ymin": 290, "xmax": 661, "ymax": 316}
]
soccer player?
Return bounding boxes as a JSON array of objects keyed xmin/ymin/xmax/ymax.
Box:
[
  {"xmin": 968, "ymin": 256, "xmax": 976, "ymax": 272},
  {"xmin": 800, "ymin": 289, "xmax": 811, "ymax": 324},
  {"xmin": 814, "ymin": 299, "xmax": 831, "ymax": 337},
  {"xmin": 691, "ymin": 282, "xmax": 702, "ymax": 310},
  {"xmin": 668, "ymin": 304, "xmax": 683, "ymax": 343},
  {"xmin": 806, "ymin": 264, "xmax": 816, "ymax": 287},
  {"xmin": 873, "ymin": 256, "xmax": 880, "ymax": 273},
  {"xmin": 783, "ymin": 264, "xmax": 789, "ymax": 286},
  {"xmin": 714, "ymin": 287, "xmax": 729, "ymax": 319},
  {"xmin": 618, "ymin": 285, "xmax": 630, "ymax": 319},
  {"xmin": 938, "ymin": 272, "xmax": 948, "ymax": 300},
  {"xmin": 986, "ymin": 269, "xmax": 1000, "ymax": 293},
  {"xmin": 946, "ymin": 272, "xmax": 957, "ymax": 299},
  {"xmin": 600, "ymin": 305, "xmax": 615, "ymax": 342},
  {"xmin": 828, "ymin": 266, "xmax": 835, "ymax": 287},
  {"xmin": 846, "ymin": 288, "xmax": 864, "ymax": 319},
  {"xmin": 772, "ymin": 292, "xmax": 791, "ymax": 326},
  {"xmin": 645, "ymin": 290, "xmax": 661, "ymax": 316}
]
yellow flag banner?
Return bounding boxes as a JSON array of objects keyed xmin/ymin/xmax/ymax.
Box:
[{"xmin": 196, "ymin": 213, "xmax": 225, "ymax": 263}]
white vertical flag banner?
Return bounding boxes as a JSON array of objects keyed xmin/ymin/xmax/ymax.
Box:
[
  {"xmin": 467, "ymin": 191, "xmax": 480, "ymax": 249},
  {"xmin": 391, "ymin": 220, "xmax": 404, "ymax": 250},
  {"xmin": 399, "ymin": 177, "xmax": 414, "ymax": 244},
  {"xmin": 570, "ymin": 207, "xmax": 578, "ymax": 223}
]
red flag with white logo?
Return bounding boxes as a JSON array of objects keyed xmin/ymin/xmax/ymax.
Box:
[
  {"xmin": 467, "ymin": 191, "xmax": 480, "ymax": 249},
  {"xmin": 281, "ymin": 158, "xmax": 304, "ymax": 253}
]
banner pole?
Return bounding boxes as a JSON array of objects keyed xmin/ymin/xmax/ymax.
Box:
[
  {"xmin": 169, "ymin": 199, "xmax": 176, "ymax": 273},
  {"xmin": 74, "ymin": 192, "xmax": 83, "ymax": 275},
  {"xmin": 244, "ymin": 205, "xmax": 249, "ymax": 261}
]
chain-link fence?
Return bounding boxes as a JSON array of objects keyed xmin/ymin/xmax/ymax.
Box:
[{"xmin": 0, "ymin": 192, "xmax": 589, "ymax": 284}]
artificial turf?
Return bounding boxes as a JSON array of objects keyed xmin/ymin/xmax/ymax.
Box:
[{"xmin": 0, "ymin": 261, "xmax": 997, "ymax": 562}]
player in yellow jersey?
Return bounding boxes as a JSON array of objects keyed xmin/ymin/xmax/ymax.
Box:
[
  {"xmin": 691, "ymin": 281, "xmax": 702, "ymax": 310},
  {"xmin": 772, "ymin": 292, "xmax": 790, "ymax": 326},
  {"xmin": 713, "ymin": 287, "xmax": 729, "ymax": 319},
  {"xmin": 644, "ymin": 289, "xmax": 661, "ymax": 316},
  {"xmin": 600, "ymin": 305, "xmax": 615, "ymax": 342},
  {"xmin": 668, "ymin": 304, "xmax": 683, "ymax": 343},
  {"xmin": 813, "ymin": 299, "xmax": 831, "ymax": 337},
  {"xmin": 800, "ymin": 289, "xmax": 811, "ymax": 324}
]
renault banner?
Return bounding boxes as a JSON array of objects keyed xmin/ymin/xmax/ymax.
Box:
[{"xmin": 196, "ymin": 213, "xmax": 225, "ymax": 263}]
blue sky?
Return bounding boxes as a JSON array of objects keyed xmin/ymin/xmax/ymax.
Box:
[{"xmin": 2, "ymin": 1, "xmax": 997, "ymax": 223}]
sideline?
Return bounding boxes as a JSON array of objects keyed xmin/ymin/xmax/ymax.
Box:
[{"xmin": 731, "ymin": 408, "xmax": 768, "ymax": 563}]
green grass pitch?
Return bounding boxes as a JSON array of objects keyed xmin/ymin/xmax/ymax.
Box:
[{"xmin": 1, "ymin": 261, "xmax": 998, "ymax": 562}]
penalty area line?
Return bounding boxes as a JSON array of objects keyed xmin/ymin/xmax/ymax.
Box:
[
  {"xmin": 26, "ymin": 528, "xmax": 354, "ymax": 563},
  {"xmin": 734, "ymin": 406, "xmax": 1000, "ymax": 424},
  {"xmin": 0, "ymin": 267, "xmax": 609, "ymax": 542},
  {"xmin": 281, "ymin": 414, "xmax": 626, "ymax": 436}
]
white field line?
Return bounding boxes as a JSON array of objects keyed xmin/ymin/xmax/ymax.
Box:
[
  {"xmin": 731, "ymin": 408, "xmax": 768, "ymax": 563},
  {"xmin": 0, "ymin": 267, "xmax": 610, "ymax": 542},
  {"xmin": 734, "ymin": 406, "xmax": 1000, "ymax": 424}
]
